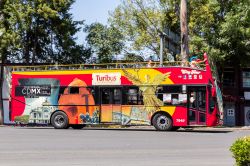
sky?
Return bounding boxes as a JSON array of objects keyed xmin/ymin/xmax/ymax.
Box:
[{"xmin": 70, "ymin": 0, "xmax": 121, "ymax": 44}]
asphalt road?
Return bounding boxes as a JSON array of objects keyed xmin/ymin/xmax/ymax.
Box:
[{"xmin": 0, "ymin": 126, "xmax": 249, "ymax": 166}]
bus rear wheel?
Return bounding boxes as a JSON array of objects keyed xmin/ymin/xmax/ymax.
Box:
[
  {"xmin": 51, "ymin": 111, "xmax": 69, "ymax": 129},
  {"xmin": 152, "ymin": 113, "xmax": 173, "ymax": 131}
]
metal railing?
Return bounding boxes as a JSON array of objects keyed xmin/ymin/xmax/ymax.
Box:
[{"xmin": 10, "ymin": 61, "xmax": 206, "ymax": 72}]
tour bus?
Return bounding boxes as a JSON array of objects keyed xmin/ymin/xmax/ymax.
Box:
[{"xmin": 10, "ymin": 53, "xmax": 219, "ymax": 131}]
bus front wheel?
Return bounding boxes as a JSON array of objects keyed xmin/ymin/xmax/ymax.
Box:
[
  {"xmin": 51, "ymin": 111, "xmax": 69, "ymax": 129},
  {"xmin": 152, "ymin": 113, "xmax": 173, "ymax": 131}
]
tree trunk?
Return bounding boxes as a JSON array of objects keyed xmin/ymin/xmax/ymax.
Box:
[
  {"xmin": 23, "ymin": 32, "xmax": 30, "ymax": 64},
  {"xmin": 180, "ymin": 0, "xmax": 189, "ymax": 65},
  {"xmin": 0, "ymin": 0, "xmax": 7, "ymax": 125}
]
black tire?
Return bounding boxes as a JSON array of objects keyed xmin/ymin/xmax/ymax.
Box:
[
  {"xmin": 71, "ymin": 124, "xmax": 86, "ymax": 129},
  {"xmin": 152, "ymin": 113, "xmax": 173, "ymax": 131},
  {"xmin": 51, "ymin": 111, "xmax": 69, "ymax": 129}
]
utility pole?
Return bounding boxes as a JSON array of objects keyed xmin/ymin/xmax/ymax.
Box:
[
  {"xmin": 180, "ymin": 0, "xmax": 189, "ymax": 65},
  {"xmin": 159, "ymin": 33, "xmax": 165, "ymax": 66}
]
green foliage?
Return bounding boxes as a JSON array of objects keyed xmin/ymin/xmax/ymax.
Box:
[
  {"xmin": 109, "ymin": 0, "xmax": 250, "ymax": 66},
  {"xmin": 0, "ymin": 0, "xmax": 91, "ymax": 64},
  {"xmin": 109, "ymin": 0, "xmax": 179, "ymax": 57},
  {"xmin": 188, "ymin": 0, "xmax": 250, "ymax": 65},
  {"xmin": 1, "ymin": 0, "xmax": 249, "ymax": 65},
  {"xmin": 230, "ymin": 136, "xmax": 250, "ymax": 166},
  {"xmin": 85, "ymin": 23, "xmax": 124, "ymax": 63},
  {"xmin": 218, "ymin": 1, "xmax": 250, "ymax": 65},
  {"xmin": 123, "ymin": 53, "xmax": 144, "ymax": 62}
]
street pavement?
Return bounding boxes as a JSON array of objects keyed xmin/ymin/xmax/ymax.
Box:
[{"xmin": 0, "ymin": 126, "xmax": 249, "ymax": 166}]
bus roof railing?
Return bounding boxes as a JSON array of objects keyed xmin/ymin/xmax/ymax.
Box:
[{"xmin": 10, "ymin": 61, "xmax": 206, "ymax": 72}]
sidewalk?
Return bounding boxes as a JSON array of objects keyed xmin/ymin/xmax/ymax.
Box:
[
  {"xmin": 177, "ymin": 126, "xmax": 250, "ymax": 132},
  {"xmin": 201, "ymin": 126, "xmax": 250, "ymax": 131}
]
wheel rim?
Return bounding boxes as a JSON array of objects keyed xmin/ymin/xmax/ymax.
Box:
[
  {"xmin": 157, "ymin": 115, "xmax": 169, "ymax": 130},
  {"xmin": 54, "ymin": 115, "xmax": 65, "ymax": 127}
]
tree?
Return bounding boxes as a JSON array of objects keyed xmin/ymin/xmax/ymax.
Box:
[
  {"xmin": 110, "ymin": 0, "xmax": 250, "ymax": 66},
  {"xmin": 123, "ymin": 52, "xmax": 144, "ymax": 62},
  {"xmin": 188, "ymin": 0, "xmax": 250, "ymax": 65},
  {"xmin": 0, "ymin": 0, "xmax": 13, "ymax": 125},
  {"xmin": 1, "ymin": 0, "xmax": 91, "ymax": 64},
  {"xmin": 0, "ymin": 0, "xmax": 19, "ymax": 63},
  {"xmin": 85, "ymin": 23, "xmax": 124, "ymax": 63},
  {"xmin": 217, "ymin": 0, "xmax": 250, "ymax": 65},
  {"xmin": 187, "ymin": 0, "xmax": 230, "ymax": 61},
  {"xmin": 180, "ymin": 0, "xmax": 189, "ymax": 64},
  {"xmin": 109, "ymin": 0, "xmax": 179, "ymax": 59}
]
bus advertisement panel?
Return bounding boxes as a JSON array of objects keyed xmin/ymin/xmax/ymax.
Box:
[{"xmin": 10, "ymin": 63, "xmax": 219, "ymax": 131}]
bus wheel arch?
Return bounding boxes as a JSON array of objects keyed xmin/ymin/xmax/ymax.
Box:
[
  {"xmin": 151, "ymin": 111, "xmax": 173, "ymax": 131},
  {"xmin": 50, "ymin": 110, "xmax": 69, "ymax": 129}
]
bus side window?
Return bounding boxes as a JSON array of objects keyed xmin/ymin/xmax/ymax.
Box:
[
  {"xmin": 122, "ymin": 86, "xmax": 142, "ymax": 105},
  {"xmin": 209, "ymin": 97, "xmax": 215, "ymax": 114},
  {"xmin": 162, "ymin": 93, "xmax": 187, "ymax": 106},
  {"xmin": 88, "ymin": 87, "xmax": 99, "ymax": 104},
  {"xmin": 59, "ymin": 86, "xmax": 67, "ymax": 94},
  {"xmin": 138, "ymin": 90, "xmax": 143, "ymax": 105},
  {"xmin": 127, "ymin": 88, "xmax": 138, "ymax": 105},
  {"xmin": 113, "ymin": 88, "xmax": 122, "ymax": 104},
  {"xmin": 197, "ymin": 91, "xmax": 206, "ymax": 109},
  {"xmin": 189, "ymin": 92, "xmax": 196, "ymax": 108},
  {"xmin": 102, "ymin": 88, "xmax": 110, "ymax": 104},
  {"xmin": 157, "ymin": 86, "xmax": 163, "ymax": 101},
  {"xmin": 69, "ymin": 87, "xmax": 79, "ymax": 94},
  {"xmin": 122, "ymin": 87, "xmax": 128, "ymax": 105}
]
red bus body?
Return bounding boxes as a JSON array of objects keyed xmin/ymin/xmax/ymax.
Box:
[{"xmin": 10, "ymin": 55, "xmax": 219, "ymax": 130}]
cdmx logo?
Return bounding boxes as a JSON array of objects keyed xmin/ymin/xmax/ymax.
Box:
[
  {"xmin": 22, "ymin": 87, "xmax": 41, "ymax": 95},
  {"xmin": 15, "ymin": 86, "xmax": 51, "ymax": 97}
]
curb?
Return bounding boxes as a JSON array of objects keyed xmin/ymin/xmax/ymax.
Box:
[
  {"xmin": 0, "ymin": 124, "xmax": 249, "ymax": 130},
  {"xmin": 190, "ymin": 126, "xmax": 250, "ymax": 131}
]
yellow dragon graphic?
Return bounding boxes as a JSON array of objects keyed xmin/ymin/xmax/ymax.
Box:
[{"xmin": 122, "ymin": 69, "xmax": 171, "ymax": 113}]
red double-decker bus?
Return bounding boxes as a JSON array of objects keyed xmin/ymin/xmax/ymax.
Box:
[{"xmin": 10, "ymin": 53, "xmax": 219, "ymax": 131}]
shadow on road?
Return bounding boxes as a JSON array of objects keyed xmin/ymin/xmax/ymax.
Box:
[
  {"xmin": 176, "ymin": 129, "xmax": 233, "ymax": 133},
  {"xmin": 11, "ymin": 126, "xmax": 234, "ymax": 133},
  {"xmin": 82, "ymin": 128, "xmax": 233, "ymax": 133}
]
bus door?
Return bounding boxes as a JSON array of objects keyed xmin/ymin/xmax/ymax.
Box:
[
  {"xmin": 188, "ymin": 87, "xmax": 206, "ymax": 125},
  {"xmin": 100, "ymin": 87, "xmax": 122, "ymax": 123}
]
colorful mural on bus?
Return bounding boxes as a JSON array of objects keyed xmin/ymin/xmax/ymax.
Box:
[{"xmin": 10, "ymin": 60, "xmax": 218, "ymax": 131}]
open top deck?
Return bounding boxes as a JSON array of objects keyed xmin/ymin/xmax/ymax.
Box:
[{"xmin": 10, "ymin": 61, "xmax": 206, "ymax": 72}]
